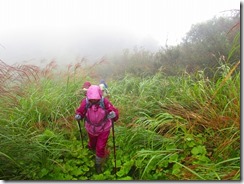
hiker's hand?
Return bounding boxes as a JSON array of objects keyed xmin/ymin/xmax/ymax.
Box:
[
  {"xmin": 75, "ymin": 114, "xmax": 82, "ymax": 120},
  {"xmin": 107, "ymin": 111, "xmax": 116, "ymax": 119}
]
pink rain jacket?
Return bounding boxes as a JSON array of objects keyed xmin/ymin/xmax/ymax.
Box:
[{"xmin": 76, "ymin": 85, "xmax": 119, "ymax": 136}]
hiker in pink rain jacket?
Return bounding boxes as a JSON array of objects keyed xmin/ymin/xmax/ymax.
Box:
[{"xmin": 75, "ymin": 85, "xmax": 119, "ymax": 173}]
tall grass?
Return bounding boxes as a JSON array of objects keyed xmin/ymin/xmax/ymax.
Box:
[
  {"xmin": 0, "ymin": 52, "xmax": 240, "ymax": 180},
  {"xmin": 0, "ymin": 61, "xmax": 91, "ymax": 179},
  {"xmin": 108, "ymin": 58, "xmax": 240, "ymax": 180}
]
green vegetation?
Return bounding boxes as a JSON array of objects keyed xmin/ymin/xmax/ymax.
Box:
[{"xmin": 0, "ymin": 12, "xmax": 240, "ymax": 180}]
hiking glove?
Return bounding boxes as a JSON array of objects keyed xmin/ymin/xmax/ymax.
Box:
[
  {"xmin": 75, "ymin": 114, "xmax": 82, "ymax": 120},
  {"xmin": 107, "ymin": 111, "xmax": 116, "ymax": 119}
]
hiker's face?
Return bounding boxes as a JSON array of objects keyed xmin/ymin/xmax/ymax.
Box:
[{"xmin": 89, "ymin": 99, "xmax": 100, "ymax": 104}]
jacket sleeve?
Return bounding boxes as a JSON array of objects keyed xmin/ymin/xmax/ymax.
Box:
[
  {"xmin": 75, "ymin": 98, "xmax": 87, "ymax": 118},
  {"xmin": 104, "ymin": 98, "xmax": 119, "ymax": 122}
]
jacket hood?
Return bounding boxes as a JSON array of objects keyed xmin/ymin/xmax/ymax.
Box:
[{"xmin": 87, "ymin": 85, "xmax": 102, "ymax": 100}]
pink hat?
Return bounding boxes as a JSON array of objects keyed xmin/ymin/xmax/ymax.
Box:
[
  {"xmin": 86, "ymin": 85, "xmax": 102, "ymax": 100},
  {"xmin": 82, "ymin": 81, "xmax": 91, "ymax": 89}
]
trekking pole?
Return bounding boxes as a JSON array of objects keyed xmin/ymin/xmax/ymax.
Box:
[
  {"xmin": 111, "ymin": 121, "xmax": 117, "ymax": 179},
  {"xmin": 77, "ymin": 119, "xmax": 84, "ymax": 148}
]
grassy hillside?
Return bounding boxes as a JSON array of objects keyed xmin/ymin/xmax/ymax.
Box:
[{"xmin": 0, "ymin": 57, "xmax": 240, "ymax": 180}]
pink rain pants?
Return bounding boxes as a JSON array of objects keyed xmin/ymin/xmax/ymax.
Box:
[{"xmin": 87, "ymin": 130, "xmax": 110, "ymax": 158}]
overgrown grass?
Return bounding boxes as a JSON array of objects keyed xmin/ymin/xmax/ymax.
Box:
[
  {"xmin": 0, "ymin": 56, "xmax": 240, "ymax": 180},
  {"xmin": 108, "ymin": 60, "xmax": 240, "ymax": 180}
]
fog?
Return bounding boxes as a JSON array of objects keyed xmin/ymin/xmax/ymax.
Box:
[
  {"xmin": 0, "ymin": 0, "xmax": 240, "ymax": 66},
  {"xmin": 0, "ymin": 27, "xmax": 160, "ymax": 66}
]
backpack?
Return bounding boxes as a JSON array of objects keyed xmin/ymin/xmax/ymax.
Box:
[{"xmin": 85, "ymin": 97, "xmax": 108, "ymax": 134}]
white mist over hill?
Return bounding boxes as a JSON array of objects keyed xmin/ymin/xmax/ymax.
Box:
[
  {"xmin": 0, "ymin": 0, "xmax": 239, "ymax": 66},
  {"xmin": 0, "ymin": 27, "xmax": 160, "ymax": 66}
]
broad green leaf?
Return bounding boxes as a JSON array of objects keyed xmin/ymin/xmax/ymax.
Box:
[
  {"xmin": 169, "ymin": 153, "xmax": 179, "ymax": 163},
  {"xmin": 172, "ymin": 163, "xmax": 181, "ymax": 175},
  {"xmin": 191, "ymin": 145, "xmax": 206, "ymax": 155}
]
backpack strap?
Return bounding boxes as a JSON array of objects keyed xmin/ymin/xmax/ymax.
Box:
[
  {"xmin": 99, "ymin": 97, "xmax": 105, "ymax": 109},
  {"xmin": 85, "ymin": 97, "xmax": 90, "ymax": 109}
]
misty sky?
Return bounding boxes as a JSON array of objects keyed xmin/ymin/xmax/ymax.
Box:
[{"xmin": 0, "ymin": 0, "xmax": 240, "ymax": 66}]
